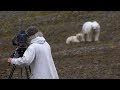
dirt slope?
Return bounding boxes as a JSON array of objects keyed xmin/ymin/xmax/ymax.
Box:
[{"xmin": 1, "ymin": 11, "xmax": 120, "ymax": 79}]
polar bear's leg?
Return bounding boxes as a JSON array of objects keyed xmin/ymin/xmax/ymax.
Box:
[
  {"xmin": 86, "ymin": 32, "xmax": 92, "ymax": 42},
  {"xmin": 75, "ymin": 39, "xmax": 80, "ymax": 43},
  {"xmin": 86, "ymin": 33, "xmax": 90, "ymax": 42},
  {"xmin": 89, "ymin": 31, "xmax": 92, "ymax": 41},
  {"xmin": 81, "ymin": 33, "xmax": 85, "ymax": 42},
  {"xmin": 94, "ymin": 30, "xmax": 100, "ymax": 41}
]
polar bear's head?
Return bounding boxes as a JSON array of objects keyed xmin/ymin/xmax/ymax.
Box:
[
  {"xmin": 92, "ymin": 21, "xmax": 100, "ymax": 30},
  {"xmin": 76, "ymin": 33, "xmax": 84, "ymax": 41}
]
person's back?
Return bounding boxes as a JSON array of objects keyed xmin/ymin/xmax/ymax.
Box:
[{"xmin": 29, "ymin": 36, "xmax": 59, "ymax": 79}]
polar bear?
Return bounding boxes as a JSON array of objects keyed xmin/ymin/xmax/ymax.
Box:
[
  {"xmin": 81, "ymin": 21, "xmax": 100, "ymax": 42},
  {"xmin": 66, "ymin": 33, "xmax": 83, "ymax": 44}
]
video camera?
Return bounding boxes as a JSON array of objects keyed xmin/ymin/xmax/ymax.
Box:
[
  {"xmin": 8, "ymin": 30, "xmax": 31, "ymax": 79},
  {"xmin": 11, "ymin": 30, "xmax": 28, "ymax": 58}
]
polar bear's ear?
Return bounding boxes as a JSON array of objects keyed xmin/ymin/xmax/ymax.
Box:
[{"xmin": 76, "ymin": 33, "xmax": 82, "ymax": 36}]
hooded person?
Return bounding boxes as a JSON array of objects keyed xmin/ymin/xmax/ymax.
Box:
[{"xmin": 8, "ymin": 26, "xmax": 59, "ymax": 79}]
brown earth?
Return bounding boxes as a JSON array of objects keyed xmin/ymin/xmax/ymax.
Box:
[{"xmin": 0, "ymin": 11, "xmax": 120, "ymax": 79}]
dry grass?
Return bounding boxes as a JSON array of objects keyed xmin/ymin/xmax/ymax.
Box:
[{"xmin": 1, "ymin": 11, "xmax": 120, "ymax": 79}]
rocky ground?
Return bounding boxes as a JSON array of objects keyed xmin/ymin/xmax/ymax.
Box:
[{"xmin": 1, "ymin": 11, "xmax": 120, "ymax": 79}]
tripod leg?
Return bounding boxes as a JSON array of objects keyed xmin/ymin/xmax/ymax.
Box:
[
  {"xmin": 25, "ymin": 67, "xmax": 29, "ymax": 79},
  {"xmin": 8, "ymin": 65, "xmax": 16, "ymax": 79},
  {"xmin": 20, "ymin": 68, "xmax": 23, "ymax": 79},
  {"xmin": 29, "ymin": 66, "xmax": 31, "ymax": 74}
]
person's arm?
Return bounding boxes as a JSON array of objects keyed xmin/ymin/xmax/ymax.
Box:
[{"xmin": 11, "ymin": 45, "xmax": 35, "ymax": 66}]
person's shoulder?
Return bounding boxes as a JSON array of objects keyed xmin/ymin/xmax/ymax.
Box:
[{"xmin": 27, "ymin": 43, "xmax": 36, "ymax": 49}]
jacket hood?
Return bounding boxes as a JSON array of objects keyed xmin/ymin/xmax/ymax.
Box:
[{"xmin": 30, "ymin": 37, "xmax": 46, "ymax": 44}]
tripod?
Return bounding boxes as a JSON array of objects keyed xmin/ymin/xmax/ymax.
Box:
[
  {"xmin": 8, "ymin": 64, "xmax": 31, "ymax": 79},
  {"xmin": 8, "ymin": 47, "xmax": 31, "ymax": 79}
]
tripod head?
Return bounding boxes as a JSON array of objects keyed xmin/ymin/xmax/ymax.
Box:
[{"xmin": 10, "ymin": 47, "xmax": 27, "ymax": 58}]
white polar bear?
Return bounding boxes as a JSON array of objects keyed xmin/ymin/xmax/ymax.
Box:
[
  {"xmin": 66, "ymin": 33, "xmax": 83, "ymax": 44},
  {"xmin": 81, "ymin": 21, "xmax": 100, "ymax": 42}
]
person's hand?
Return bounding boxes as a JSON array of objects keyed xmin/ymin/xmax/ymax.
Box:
[{"xmin": 8, "ymin": 58, "xmax": 12, "ymax": 63}]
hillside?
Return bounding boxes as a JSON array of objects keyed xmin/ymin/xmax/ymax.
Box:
[{"xmin": 1, "ymin": 11, "xmax": 120, "ymax": 79}]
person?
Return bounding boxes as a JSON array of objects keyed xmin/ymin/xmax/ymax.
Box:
[{"xmin": 8, "ymin": 26, "xmax": 59, "ymax": 79}]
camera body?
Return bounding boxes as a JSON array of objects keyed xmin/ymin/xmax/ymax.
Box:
[
  {"xmin": 12, "ymin": 30, "xmax": 28, "ymax": 47},
  {"xmin": 10, "ymin": 47, "xmax": 27, "ymax": 58},
  {"xmin": 8, "ymin": 30, "xmax": 31, "ymax": 79},
  {"xmin": 11, "ymin": 30, "xmax": 28, "ymax": 58}
]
